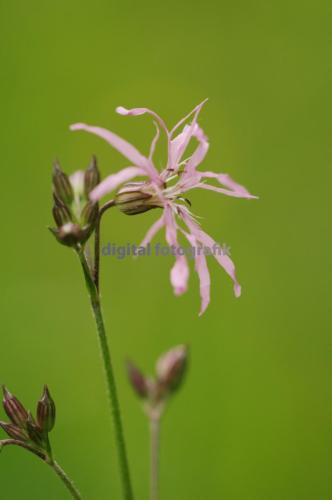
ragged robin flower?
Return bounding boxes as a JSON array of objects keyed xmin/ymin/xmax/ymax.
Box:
[{"xmin": 70, "ymin": 101, "xmax": 258, "ymax": 314}]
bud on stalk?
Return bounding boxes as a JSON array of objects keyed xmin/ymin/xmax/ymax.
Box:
[
  {"xmin": 115, "ymin": 182, "xmax": 162, "ymax": 216},
  {"xmin": 53, "ymin": 162, "xmax": 74, "ymax": 205},
  {"xmin": 49, "ymin": 158, "xmax": 101, "ymax": 247},
  {"xmin": 52, "ymin": 198, "xmax": 72, "ymax": 227},
  {"xmin": 2, "ymin": 386, "xmax": 29, "ymax": 428},
  {"xmin": 0, "ymin": 421, "xmax": 29, "ymax": 441},
  {"xmin": 126, "ymin": 345, "xmax": 189, "ymax": 419},
  {"xmin": 26, "ymin": 412, "xmax": 45, "ymax": 447},
  {"xmin": 0, "ymin": 385, "xmax": 57, "ymax": 457},
  {"xmin": 37, "ymin": 386, "xmax": 56, "ymax": 433},
  {"xmin": 84, "ymin": 156, "xmax": 100, "ymax": 196}
]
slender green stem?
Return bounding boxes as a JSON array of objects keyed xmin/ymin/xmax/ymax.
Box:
[
  {"xmin": 77, "ymin": 247, "xmax": 134, "ymax": 500},
  {"xmin": 149, "ymin": 416, "xmax": 160, "ymax": 500},
  {"xmin": 50, "ymin": 460, "xmax": 82, "ymax": 500},
  {"xmin": 94, "ymin": 199, "xmax": 115, "ymax": 291}
]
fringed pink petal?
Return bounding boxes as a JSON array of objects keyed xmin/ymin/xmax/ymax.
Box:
[
  {"xmin": 178, "ymin": 124, "xmax": 209, "ymax": 185},
  {"xmin": 168, "ymin": 124, "xmax": 192, "ymax": 168},
  {"xmin": 116, "ymin": 106, "xmax": 172, "ymax": 174},
  {"xmin": 197, "ymin": 172, "xmax": 258, "ymax": 199},
  {"xmin": 70, "ymin": 122, "xmax": 160, "ymax": 182},
  {"xmin": 187, "ymin": 125, "xmax": 209, "ymax": 171},
  {"xmin": 164, "ymin": 206, "xmax": 189, "ymax": 296},
  {"xmin": 90, "ymin": 166, "xmax": 145, "ymax": 201},
  {"xmin": 149, "ymin": 122, "xmax": 160, "ymax": 161},
  {"xmin": 196, "ymin": 182, "xmax": 258, "ymax": 199},
  {"xmin": 181, "ymin": 210, "xmax": 241, "ymax": 298},
  {"xmin": 139, "ymin": 214, "xmax": 165, "ymax": 248},
  {"xmin": 170, "ymin": 257, "xmax": 190, "ymax": 296},
  {"xmin": 195, "ymin": 251, "xmax": 211, "ymax": 315},
  {"xmin": 165, "ymin": 101, "xmax": 208, "ymax": 174},
  {"xmin": 182, "ymin": 230, "xmax": 211, "ymax": 315},
  {"xmin": 170, "ymin": 99, "xmax": 208, "ymax": 136},
  {"xmin": 116, "ymin": 106, "xmax": 169, "ymax": 137}
]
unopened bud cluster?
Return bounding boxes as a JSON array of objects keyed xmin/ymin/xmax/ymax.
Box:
[
  {"xmin": 50, "ymin": 157, "xmax": 100, "ymax": 246},
  {"xmin": 0, "ymin": 385, "xmax": 56, "ymax": 458},
  {"xmin": 127, "ymin": 345, "xmax": 188, "ymax": 418}
]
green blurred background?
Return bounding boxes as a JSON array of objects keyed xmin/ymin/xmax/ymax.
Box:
[{"xmin": 1, "ymin": 0, "xmax": 331, "ymax": 498}]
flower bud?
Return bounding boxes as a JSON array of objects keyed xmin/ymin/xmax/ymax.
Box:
[
  {"xmin": 156, "ymin": 345, "xmax": 188, "ymax": 393},
  {"xmin": 26, "ymin": 412, "xmax": 44, "ymax": 447},
  {"xmin": 53, "ymin": 162, "xmax": 74, "ymax": 205},
  {"xmin": 84, "ymin": 156, "xmax": 100, "ymax": 196},
  {"xmin": 37, "ymin": 386, "xmax": 56, "ymax": 433},
  {"xmin": 0, "ymin": 421, "xmax": 29, "ymax": 441},
  {"xmin": 2, "ymin": 386, "xmax": 28, "ymax": 428},
  {"xmin": 52, "ymin": 197, "xmax": 72, "ymax": 227},
  {"xmin": 126, "ymin": 361, "xmax": 148, "ymax": 398},
  {"xmin": 81, "ymin": 201, "xmax": 99, "ymax": 227},
  {"xmin": 115, "ymin": 182, "xmax": 162, "ymax": 216},
  {"xmin": 49, "ymin": 223, "xmax": 88, "ymax": 247},
  {"xmin": 50, "ymin": 159, "xmax": 101, "ymax": 247}
]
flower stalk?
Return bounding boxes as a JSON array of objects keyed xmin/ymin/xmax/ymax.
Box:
[
  {"xmin": 51, "ymin": 460, "xmax": 82, "ymax": 500},
  {"xmin": 149, "ymin": 414, "xmax": 160, "ymax": 500},
  {"xmin": 76, "ymin": 245, "xmax": 134, "ymax": 500},
  {"xmin": 50, "ymin": 161, "xmax": 133, "ymax": 500},
  {"xmin": 126, "ymin": 346, "xmax": 188, "ymax": 500},
  {"xmin": 93, "ymin": 199, "xmax": 116, "ymax": 291}
]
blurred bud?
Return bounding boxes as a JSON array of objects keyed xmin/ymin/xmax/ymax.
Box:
[
  {"xmin": 53, "ymin": 162, "xmax": 74, "ymax": 205},
  {"xmin": 115, "ymin": 182, "xmax": 162, "ymax": 216},
  {"xmin": 37, "ymin": 386, "xmax": 56, "ymax": 433},
  {"xmin": 0, "ymin": 421, "xmax": 29, "ymax": 441},
  {"xmin": 84, "ymin": 156, "xmax": 100, "ymax": 196},
  {"xmin": 2, "ymin": 386, "xmax": 28, "ymax": 428},
  {"xmin": 127, "ymin": 345, "xmax": 189, "ymax": 421},
  {"xmin": 126, "ymin": 361, "xmax": 148, "ymax": 398},
  {"xmin": 50, "ymin": 159, "xmax": 101, "ymax": 247},
  {"xmin": 156, "ymin": 345, "xmax": 188, "ymax": 393}
]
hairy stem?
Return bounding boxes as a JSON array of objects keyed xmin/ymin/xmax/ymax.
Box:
[
  {"xmin": 77, "ymin": 247, "xmax": 134, "ymax": 500},
  {"xmin": 50, "ymin": 460, "xmax": 82, "ymax": 500},
  {"xmin": 149, "ymin": 416, "xmax": 161, "ymax": 500}
]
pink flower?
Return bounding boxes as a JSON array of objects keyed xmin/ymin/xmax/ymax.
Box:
[{"xmin": 70, "ymin": 101, "xmax": 257, "ymax": 314}]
